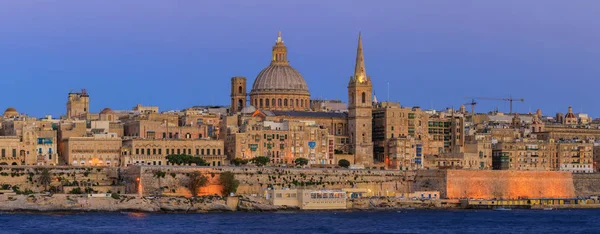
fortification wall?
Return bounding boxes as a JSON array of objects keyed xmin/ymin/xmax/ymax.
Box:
[
  {"xmin": 444, "ymin": 170, "xmax": 575, "ymax": 199},
  {"xmin": 130, "ymin": 166, "xmax": 417, "ymax": 197},
  {"xmin": 573, "ymin": 173, "xmax": 600, "ymax": 197},
  {"xmin": 0, "ymin": 166, "xmax": 120, "ymax": 193}
]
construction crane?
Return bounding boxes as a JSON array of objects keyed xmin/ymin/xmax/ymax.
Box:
[
  {"xmin": 465, "ymin": 96, "xmax": 524, "ymax": 114},
  {"xmin": 463, "ymin": 99, "xmax": 477, "ymax": 114}
]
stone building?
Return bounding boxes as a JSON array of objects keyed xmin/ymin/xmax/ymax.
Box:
[
  {"xmin": 384, "ymin": 136, "xmax": 423, "ymax": 170},
  {"xmin": 66, "ymin": 89, "xmax": 90, "ymax": 120},
  {"xmin": 225, "ymin": 120, "xmax": 334, "ymax": 165},
  {"xmin": 372, "ymin": 102, "xmax": 430, "ymax": 166},
  {"xmin": 427, "ymin": 113, "xmax": 465, "ymax": 155},
  {"xmin": 492, "ymin": 140, "xmax": 593, "ymax": 173},
  {"xmin": 62, "ymin": 133, "xmax": 122, "ymax": 166},
  {"xmin": 121, "ymin": 139, "xmax": 226, "ymax": 167},
  {"xmin": 123, "ymin": 120, "xmax": 213, "ymax": 140},
  {"xmin": 492, "ymin": 141, "xmax": 556, "ymax": 171},
  {"xmin": 556, "ymin": 142, "xmax": 594, "ymax": 173},
  {"xmin": 0, "ymin": 136, "xmax": 23, "ymax": 165}
]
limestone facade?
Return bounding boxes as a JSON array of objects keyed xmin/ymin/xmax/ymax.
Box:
[
  {"xmin": 62, "ymin": 134, "xmax": 122, "ymax": 167},
  {"xmin": 121, "ymin": 139, "xmax": 226, "ymax": 167},
  {"xmin": 225, "ymin": 120, "xmax": 335, "ymax": 165},
  {"xmin": 66, "ymin": 89, "xmax": 90, "ymax": 120}
]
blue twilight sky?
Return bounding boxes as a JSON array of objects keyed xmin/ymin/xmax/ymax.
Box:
[{"xmin": 0, "ymin": 0, "xmax": 599, "ymax": 118}]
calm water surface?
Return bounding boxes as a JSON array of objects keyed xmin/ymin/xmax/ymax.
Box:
[{"xmin": 0, "ymin": 209, "xmax": 599, "ymax": 234}]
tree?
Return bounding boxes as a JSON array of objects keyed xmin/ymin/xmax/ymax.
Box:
[
  {"xmin": 187, "ymin": 171, "xmax": 208, "ymax": 197},
  {"xmin": 231, "ymin": 158, "xmax": 249, "ymax": 166},
  {"xmin": 166, "ymin": 154, "xmax": 209, "ymax": 166},
  {"xmin": 294, "ymin": 158, "xmax": 309, "ymax": 167},
  {"xmin": 251, "ymin": 156, "xmax": 270, "ymax": 167},
  {"xmin": 219, "ymin": 171, "xmax": 240, "ymax": 196},
  {"xmin": 38, "ymin": 168, "xmax": 52, "ymax": 192},
  {"xmin": 338, "ymin": 159, "xmax": 350, "ymax": 168}
]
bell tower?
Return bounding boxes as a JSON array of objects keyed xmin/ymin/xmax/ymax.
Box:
[
  {"xmin": 347, "ymin": 33, "xmax": 373, "ymax": 166},
  {"xmin": 230, "ymin": 76, "xmax": 247, "ymax": 113}
]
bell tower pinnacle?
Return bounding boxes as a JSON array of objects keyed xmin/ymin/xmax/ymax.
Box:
[{"xmin": 347, "ymin": 32, "xmax": 374, "ymax": 167}]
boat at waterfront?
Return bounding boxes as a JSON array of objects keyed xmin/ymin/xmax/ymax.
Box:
[{"xmin": 493, "ymin": 207, "xmax": 512, "ymax": 211}]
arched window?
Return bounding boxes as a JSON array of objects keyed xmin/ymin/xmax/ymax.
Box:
[
  {"xmin": 272, "ymin": 98, "xmax": 276, "ymax": 107},
  {"xmin": 296, "ymin": 99, "xmax": 299, "ymax": 107},
  {"xmin": 238, "ymin": 86, "xmax": 243, "ymax": 94},
  {"xmin": 260, "ymin": 99, "xmax": 263, "ymax": 108},
  {"xmin": 238, "ymin": 99, "xmax": 243, "ymax": 110},
  {"xmin": 301, "ymin": 99, "xmax": 304, "ymax": 107},
  {"xmin": 350, "ymin": 92, "xmax": 355, "ymax": 104},
  {"xmin": 284, "ymin": 99, "xmax": 288, "ymax": 106},
  {"xmin": 278, "ymin": 99, "xmax": 282, "ymax": 106},
  {"xmin": 361, "ymin": 92, "xmax": 366, "ymax": 104},
  {"xmin": 265, "ymin": 99, "xmax": 270, "ymax": 107},
  {"xmin": 289, "ymin": 99, "xmax": 293, "ymax": 107},
  {"xmin": 254, "ymin": 99, "xmax": 257, "ymax": 107}
]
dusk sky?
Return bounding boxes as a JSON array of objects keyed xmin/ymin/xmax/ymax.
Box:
[{"xmin": 0, "ymin": 0, "xmax": 598, "ymax": 117}]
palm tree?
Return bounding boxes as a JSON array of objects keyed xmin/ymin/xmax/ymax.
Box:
[{"xmin": 38, "ymin": 169, "xmax": 52, "ymax": 192}]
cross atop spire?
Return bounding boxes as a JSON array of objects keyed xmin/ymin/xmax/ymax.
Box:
[{"xmin": 353, "ymin": 32, "xmax": 367, "ymax": 83}]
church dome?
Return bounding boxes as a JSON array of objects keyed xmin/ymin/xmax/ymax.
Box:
[
  {"xmin": 100, "ymin": 108, "xmax": 114, "ymax": 114},
  {"xmin": 240, "ymin": 105, "xmax": 257, "ymax": 114},
  {"xmin": 251, "ymin": 65, "xmax": 309, "ymax": 94},
  {"xmin": 3, "ymin": 107, "xmax": 18, "ymax": 118}
]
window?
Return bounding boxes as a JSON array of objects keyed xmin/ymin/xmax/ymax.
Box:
[
  {"xmin": 153, "ymin": 149, "xmax": 157, "ymax": 155},
  {"xmin": 201, "ymin": 149, "xmax": 205, "ymax": 155},
  {"xmin": 196, "ymin": 149, "xmax": 199, "ymax": 155},
  {"xmin": 272, "ymin": 98, "xmax": 276, "ymax": 107},
  {"xmin": 260, "ymin": 99, "xmax": 263, "ymax": 108},
  {"xmin": 141, "ymin": 149, "xmax": 145, "ymax": 155},
  {"xmin": 212, "ymin": 149, "xmax": 216, "ymax": 155},
  {"xmin": 278, "ymin": 99, "xmax": 282, "ymax": 106},
  {"xmin": 361, "ymin": 92, "xmax": 366, "ymax": 103},
  {"xmin": 147, "ymin": 149, "xmax": 150, "ymax": 155},
  {"xmin": 238, "ymin": 86, "xmax": 242, "ymax": 94},
  {"xmin": 218, "ymin": 149, "xmax": 221, "ymax": 155},
  {"xmin": 39, "ymin": 148, "xmax": 42, "ymax": 154},
  {"xmin": 265, "ymin": 99, "xmax": 270, "ymax": 107},
  {"xmin": 158, "ymin": 149, "xmax": 162, "ymax": 155},
  {"xmin": 166, "ymin": 149, "xmax": 170, "ymax": 154},
  {"xmin": 284, "ymin": 99, "xmax": 288, "ymax": 106},
  {"xmin": 177, "ymin": 149, "xmax": 181, "ymax": 154},
  {"xmin": 136, "ymin": 149, "xmax": 139, "ymax": 154},
  {"xmin": 188, "ymin": 149, "xmax": 191, "ymax": 155}
]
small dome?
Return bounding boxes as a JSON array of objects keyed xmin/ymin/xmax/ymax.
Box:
[
  {"xmin": 100, "ymin": 108, "xmax": 114, "ymax": 114},
  {"xmin": 3, "ymin": 107, "xmax": 18, "ymax": 118},
  {"xmin": 251, "ymin": 65, "xmax": 309, "ymax": 94},
  {"xmin": 240, "ymin": 105, "xmax": 257, "ymax": 114}
]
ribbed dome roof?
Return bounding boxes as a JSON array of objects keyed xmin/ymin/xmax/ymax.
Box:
[{"xmin": 251, "ymin": 64, "xmax": 309, "ymax": 94}]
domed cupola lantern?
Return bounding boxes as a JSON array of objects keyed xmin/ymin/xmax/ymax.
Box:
[{"xmin": 249, "ymin": 31, "xmax": 311, "ymax": 111}]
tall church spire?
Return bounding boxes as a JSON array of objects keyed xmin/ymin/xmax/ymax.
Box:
[{"xmin": 353, "ymin": 32, "xmax": 367, "ymax": 83}]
